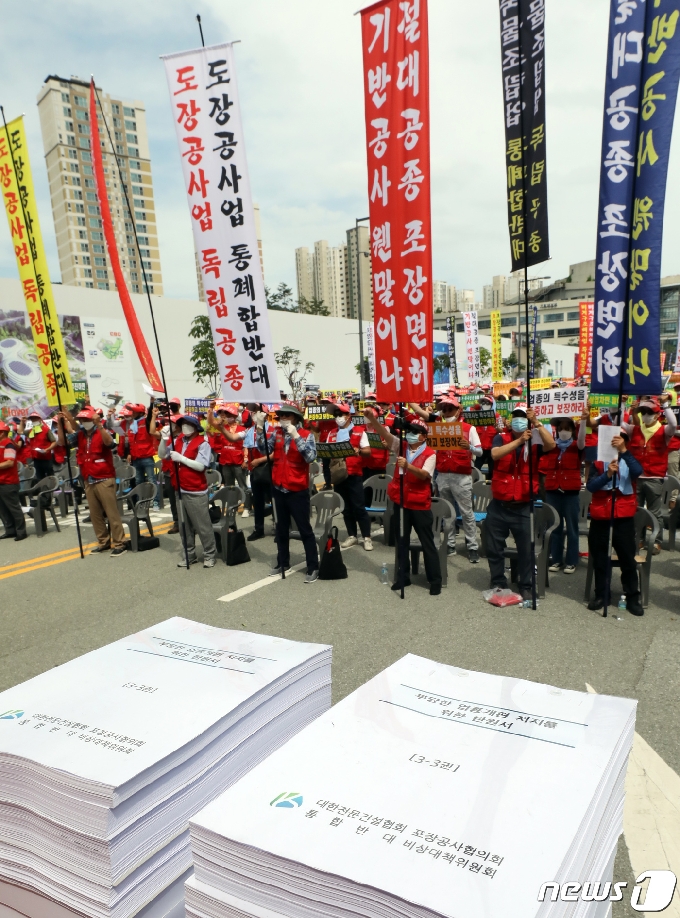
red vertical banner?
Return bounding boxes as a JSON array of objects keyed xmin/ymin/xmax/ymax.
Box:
[
  {"xmin": 577, "ymin": 300, "xmax": 593, "ymax": 378},
  {"xmin": 360, "ymin": 0, "xmax": 433, "ymax": 403}
]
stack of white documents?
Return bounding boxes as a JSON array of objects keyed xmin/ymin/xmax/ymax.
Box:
[
  {"xmin": 187, "ymin": 653, "xmax": 635, "ymax": 918},
  {"xmin": 0, "ymin": 617, "xmax": 331, "ymax": 918}
]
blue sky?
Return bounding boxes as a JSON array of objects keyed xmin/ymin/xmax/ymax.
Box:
[{"xmin": 2, "ymin": 0, "xmax": 680, "ymax": 302}]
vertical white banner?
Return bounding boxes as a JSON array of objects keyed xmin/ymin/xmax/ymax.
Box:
[
  {"xmin": 161, "ymin": 43, "xmax": 278, "ymax": 401},
  {"xmin": 675, "ymin": 310, "xmax": 680, "ymax": 373},
  {"xmin": 463, "ymin": 310, "xmax": 480, "ymax": 382},
  {"xmin": 366, "ymin": 323, "xmax": 376, "ymax": 390}
]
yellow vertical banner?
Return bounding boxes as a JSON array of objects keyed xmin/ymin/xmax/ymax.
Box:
[
  {"xmin": 1, "ymin": 115, "xmax": 74, "ymax": 406},
  {"xmin": 490, "ymin": 310, "xmax": 502, "ymax": 381}
]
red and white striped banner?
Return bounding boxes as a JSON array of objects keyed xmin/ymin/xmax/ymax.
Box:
[{"xmin": 360, "ymin": 0, "xmax": 433, "ymax": 403}]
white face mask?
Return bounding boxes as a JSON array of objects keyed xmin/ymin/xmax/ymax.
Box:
[
  {"xmin": 181, "ymin": 424, "xmax": 195, "ymax": 436},
  {"xmin": 557, "ymin": 430, "xmax": 572, "ymax": 441},
  {"xmin": 335, "ymin": 416, "xmax": 349, "ymax": 427},
  {"xmin": 81, "ymin": 421, "xmax": 95, "ymax": 431}
]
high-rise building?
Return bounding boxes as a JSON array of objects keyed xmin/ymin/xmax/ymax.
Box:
[
  {"xmin": 456, "ymin": 289, "xmax": 475, "ymax": 311},
  {"xmin": 295, "ymin": 247, "xmax": 314, "ymax": 303},
  {"xmin": 294, "ymin": 239, "xmax": 350, "ymax": 317},
  {"xmin": 433, "ymin": 280, "xmax": 448, "ymax": 314},
  {"xmin": 346, "ymin": 225, "xmax": 373, "ymax": 321},
  {"xmin": 37, "ymin": 75, "xmax": 163, "ymax": 295},
  {"xmin": 446, "ymin": 285, "xmax": 457, "ymax": 313}
]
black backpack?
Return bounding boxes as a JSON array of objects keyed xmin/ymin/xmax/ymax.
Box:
[
  {"xmin": 318, "ymin": 526, "xmax": 348, "ymax": 580},
  {"xmin": 226, "ymin": 524, "xmax": 251, "ymax": 566}
]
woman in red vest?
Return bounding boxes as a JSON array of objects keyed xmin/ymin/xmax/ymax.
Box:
[
  {"xmin": 0, "ymin": 420, "xmax": 27, "ymax": 541},
  {"xmin": 256, "ymin": 402, "xmax": 319, "ymax": 583},
  {"xmin": 363, "ymin": 409, "xmax": 442, "ymax": 595},
  {"xmin": 586, "ymin": 433, "xmax": 644, "ymax": 615},
  {"xmin": 150, "ymin": 407, "xmax": 181, "ymax": 534},
  {"xmin": 159, "ymin": 414, "xmax": 217, "ymax": 569},
  {"xmin": 208, "ymin": 403, "xmax": 249, "ymax": 500},
  {"xmin": 124, "ymin": 403, "xmax": 159, "ymax": 499},
  {"xmin": 624, "ymin": 396, "xmax": 677, "ymax": 554},
  {"xmin": 23, "ymin": 410, "xmax": 56, "ymax": 481},
  {"xmin": 487, "ymin": 404, "xmax": 555, "ymax": 600},
  {"xmin": 326, "ymin": 403, "xmax": 373, "ymax": 550},
  {"xmin": 541, "ymin": 413, "xmax": 585, "ymax": 575}
]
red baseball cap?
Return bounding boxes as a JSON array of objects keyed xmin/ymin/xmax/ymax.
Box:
[{"xmin": 76, "ymin": 407, "xmax": 97, "ymax": 420}]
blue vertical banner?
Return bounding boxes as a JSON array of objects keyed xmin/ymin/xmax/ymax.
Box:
[
  {"xmin": 626, "ymin": 0, "xmax": 680, "ymax": 393},
  {"xmin": 529, "ymin": 304, "xmax": 538, "ymax": 377},
  {"xmin": 591, "ymin": 0, "xmax": 646, "ymax": 394},
  {"xmin": 592, "ymin": 0, "xmax": 680, "ymax": 395}
]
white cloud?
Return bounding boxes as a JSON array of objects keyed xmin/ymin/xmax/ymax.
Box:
[{"xmin": 1, "ymin": 0, "xmax": 679, "ymax": 303}]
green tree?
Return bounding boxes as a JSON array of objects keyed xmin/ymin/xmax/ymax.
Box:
[
  {"xmin": 275, "ymin": 346, "xmax": 314, "ymax": 400},
  {"xmin": 432, "ymin": 353, "xmax": 450, "ymax": 376},
  {"xmin": 298, "ymin": 295, "xmax": 330, "ymax": 316},
  {"xmin": 502, "ymin": 353, "xmax": 525, "ymax": 378},
  {"xmin": 355, "ymin": 357, "xmax": 371, "ymax": 385},
  {"xmin": 531, "ymin": 345, "xmax": 550, "ymax": 374},
  {"xmin": 479, "ymin": 346, "xmax": 492, "ymax": 377},
  {"xmin": 265, "ymin": 282, "xmax": 296, "ymax": 311},
  {"xmin": 188, "ymin": 315, "xmax": 220, "ymax": 393}
]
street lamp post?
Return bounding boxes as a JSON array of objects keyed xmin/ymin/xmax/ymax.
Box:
[{"xmin": 355, "ymin": 216, "xmax": 370, "ymax": 398}]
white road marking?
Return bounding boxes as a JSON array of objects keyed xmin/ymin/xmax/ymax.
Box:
[
  {"xmin": 217, "ymin": 562, "xmax": 307, "ymax": 603},
  {"xmin": 587, "ymin": 682, "xmax": 680, "ymax": 917}
]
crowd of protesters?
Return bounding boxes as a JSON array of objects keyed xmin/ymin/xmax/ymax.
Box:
[{"xmin": 1, "ymin": 378, "xmax": 678, "ymax": 614}]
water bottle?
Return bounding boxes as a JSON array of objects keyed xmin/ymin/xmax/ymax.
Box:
[
  {"xmin": 618, "ymin": 595, "xmax": 627, "ymax": 611},
  {"xmin": 380, "ymin": 563, "xmax": 390, "ymax": 585}
]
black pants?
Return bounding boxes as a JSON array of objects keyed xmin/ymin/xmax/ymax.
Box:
[
  {"xmin": 475, "ymin": 450, "xmax": 494, "ymax": 478},
  {"xmin": 485, "ymin": 499, "xmax": 532, "ymax": 591},
  {"xmin": 33, "ymin": 458, "xmax": 54, "ymax": 509},
  {"xmin": 0, "ymin": 483, "xmax": 26, "ymax": 537},
  {"xmin": 164, "ymin": 478, "xmax": 178, "ymax": 522},
  {"xmin": 588, "ymin": 517, "xmax": 639, "ymax": 600},
  {"xmin": 251, "ymin": 476, "xmax": 271, "ymax": 534},
  {"xmin": 393, "ymin": 505, "xmax": 442, "ymax": 587},
  {"xmin": 322, "ymin": 457, "xmax": 331, "ymax": 487},
  {"xmin": 335, "ymin": 474, "xmax": 371, "ymax": 539},
  {"xmin": 274, "ymin": 487, "xmax": 319, "ymax": 572}
]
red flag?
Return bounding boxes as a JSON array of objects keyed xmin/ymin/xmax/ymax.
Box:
[
  {"xmin": 360, "ymin": 0, "xmax": 433, "ymax": 402},
  {"xmin": 89, "ymin": 80, "xmax": 162, "ymax": 390}
]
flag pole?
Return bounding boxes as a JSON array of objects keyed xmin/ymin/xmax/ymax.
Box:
[
  {"xmin": 91, "ymin": 82, "xmax": 192, "ymax": 570},
  {"xmin": 0, "ymin": 106, "xmax": 84, "ymax": 559},
  {"xmin": 196, "ymin": 14, "xmax": 205, "ymax": 47},
  {"xmin": 398, "ymin": 402, "xmax": 406, "ymax": 599}
]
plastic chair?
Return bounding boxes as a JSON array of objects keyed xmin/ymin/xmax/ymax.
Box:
[
  {"xmin": 122, "ymin": 482, "xmax": 157, "ymax": 551},
  {"xmin": 584, "ymin": 507, "xmax": 659, "ymax": 608},
  {"xmin": 472, "ymin": 480, "xmax": 493, "ymax": 556},
  {"xmin": 479, "ymin": 502, "xmax": 559, "ymax": 597},
  {"xmin": 115, "ymin": 463, "xmax": 136, "ymax": 515},
  {"xmin": 205, "ymin": 468, "xmax": 222, "ymax": 499},
  {"xmin": 210, "ymin": 485, "xmax": 244, "ymax": 564},
  {"xmin": 363, "ymin": 473, "xmax": 391, "ymax": 544},
  {"xmin": 18, "ymin": 464, "xmax": 36, "ymax": 506},
  {"xmin": 470, "ymin": 466, "xmax": 482, "ymax": 484},
  {"xmin": 659, "ymin": 475, "xmax": 680, "ymax": 550},
  {"xmin": 24, "ymin": 476, "xmax": 61, "ymax": 538},
  {"xmin": 401, "ymin": 496, "xmax": 455, "ymax": 587},
  {"xmin": 578, "ymin": 488, "xmax": 593, "ymax": 537},
  {"xmin": 290, "ymin": 490, "xmax": 345, "ymax": 556}
]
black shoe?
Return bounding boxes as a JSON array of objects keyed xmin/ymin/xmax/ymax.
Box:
[
  {"xmin": 468, "ymin": 549, "xmax": 479, "ymax": 564},
  {"xmin": 91, "ymin": 544, "xmax": 111, "ymax": 553},
  {"xmin": 110, "ymin": 546, "xmax": 127, "ymax": 557},
  {"xmin": 587, "ymin": 597, "xmax": 604, "ymax": 611},
  {"xmin": 521, "ymin": 589, "xmax": 534, "ymax": 603},
  {"xmin": 627, "ymin": 595, "xmax": 644, "ymax": 616},
  {"xmin": 247, "ymin": 530, "xmax": 265, "ymax": 542},
  {"xmin": 167, "ymin": 523, "xmax": 180, "ymax": 534},
  {"xmin": 391, "ymin": 579, "xmax": 411, "ymax": 591},
  {"xmin": 14, "ymin": 533, "xmax": 27, "ymax": 542},
  {"xmin": 0, "ymin": 533, "xmax": 16, "ymax": 540},
  {"xmin": 321, "ymin": 484, "xmax": 333, "ymax": 491},
  {"xmin": 430, "ymin": 583, "xmax": 442, "ymax": 596}
]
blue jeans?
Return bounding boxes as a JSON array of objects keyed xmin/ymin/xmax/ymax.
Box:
[
  {"xmin": 132, "ymin": 456, "xmax": 157, "ymax": 489},
  {"xmin": 544, "ymin": 490, "xmax": 580, "ymax": 566}
]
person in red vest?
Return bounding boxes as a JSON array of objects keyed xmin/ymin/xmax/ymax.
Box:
[
  {"xmin": 624, "ymin": 396, "xmax": 677, "ymax": 554},
  {"xmin": 159, "ymin": 413, "xmax": 217, "ymax": 568},
  {"xmin": 241, "ymin": 405, "xmax": 272, "ymax": 542},
  {"xmin": 474, "ymin": 394, "xmax": 500, "ymax": 479},
  {"xmin": 487, "ymin": 404, "xmax": 556, "ymax": 599},
  {"xmin": 149, "ymin": 407, "xmax": 181, "ymax": 535},
  {"xmin": 22, "ymin": 410, "xmax": 56, "ymax": 481},
  {"xmin": 57, "ymin": 407, "xmax": 127, "ymax": 555},
  {"xmin": 256, "ymin": 401, "xmax": 319, "ymax": 583},
  {"xmin": 660, "ymin": 390, "xmax": 679, "ymax": 507},
  {"xmin": 208, "ymin": 403, "xmax": 249, "ymax": 501},
  {"xmin": 123, "ymin": 402, "xmax": 159, "ymax": 498},
  {"xmin": 363, "ymin": 410, "xmax": 442, "ymax": 595},
  {"xmin": 586, "ymin": 433, "xmax": 644, "ymax": 615},
  {"xmin": 326, "ymin": 402, "xmax": 373, "ymax": 550},
  {"xmin": 0, "ymin": 420, "xmax": 27, "ymax": 541},
  {"xmin": 361, "ymin": 397, "xmax": 391, "ymax": 481},
  {"xmin": 541, "ymin": 410, "xmax": 587, "ymax": 575}
]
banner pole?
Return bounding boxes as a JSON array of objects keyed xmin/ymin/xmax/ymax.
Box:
[
  {"xmin": 196, "ymin": 14, "xmax": 205, "ymax": 47},
  {"xmin": 0, "ymin": 106, "xmax": 85, "ymax": 559},
  {"xmin": 398, "ymin": 402, "xmax": 406, "ymax": 600},
  {"xmin": 92, "ymin": 82, "xmax": 191, "ymax": 571}
]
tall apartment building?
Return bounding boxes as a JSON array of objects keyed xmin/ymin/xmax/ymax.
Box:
[
  {"xmin": 456, "ymin": 289, "xmax": 475, "ymax": 311},
  {"xmin": 37, "ymin": 75, "xmax": 162, "ymax": 295},
  {"xmin": 294, "ymin": 239, "xmax": 350, "ymax": 318},
  {"xmin": 433, "ymin": 280, "xmax": 448, "ymax": 314},
  {"xmin": 346, "ymin": 225, "xmax": 373, "ymax": 322}
]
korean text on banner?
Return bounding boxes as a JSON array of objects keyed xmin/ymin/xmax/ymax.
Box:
[
  {"xmin": 162, "ymin": 43, "xmax": 278, "ymax": 401},
  {"xmin": 591, "ymin": 0, "xmax": 646, "ymax": 394},
  {"xmin": 491, "ymin": 310, "xmax": 502, "ymax": 380},
  {"xmin": 366, "ymin": 322, "xmax": 377, "ymax": 389},
  {"xmin": 499, "ymin": 0, "xmax": 550, "ymax": 271},
  {"xmin": 463, "ymin": 310, "xmax": 481, "ymax": 382},
  {"xmin": 360, "ymin": 0, "xmax": 433, "ymax": 403},
  {"xmin": 89, "ymin": 82, "xmax": 162, "ymax": 393},
  {"xmin": 622, "ymin": 0, "xmax": 680, "ymax": 394},
  {"xmin": 445, "ymin": 314, "xmax": 458, "ymax": 384},
  {"xmin": 577, "ymin": 300, "xmax": 594, "ymax": 376},
  {"xmin": 529, "ymin": 386, "xmax": 589, "ymax": 419},
  {"xmin": 0, "ymin": 117, "xmax": 74, "ymax": 406}
]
